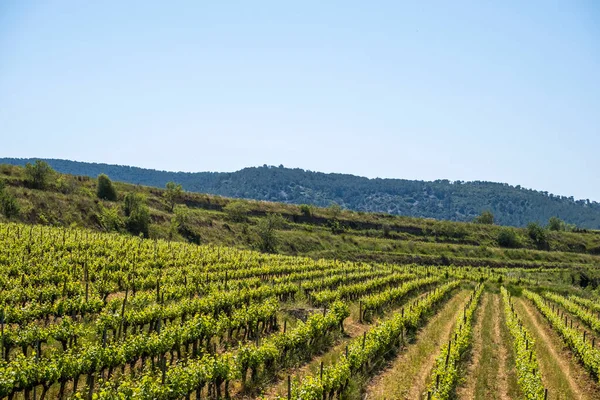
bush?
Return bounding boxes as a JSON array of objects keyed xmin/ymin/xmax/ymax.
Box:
[
  {"xmin": 0, "ymin": 186, "xmax": 19, "ymax": 218},
  {"xmin": 498, "ymin": 228, "xmax": 519, "ymax": 248},
  {"xmin": 474, "ymin": 210, "xmax": 494, "ymax": 224},
  {"xmin": 527, "ymin": 222, "xmax": 548, "ymax": 250},
  {"xmin": 24, "ymin": 160, "xmax": 54, "ymax": 189},
  {"xmin": 122, "ymin": 193, "xmax": 150, "ymax": 237},
  {"xmin": 164, "ymin": 182, "xmax": 183, "ymax": 212},
  {"xmin": 123, "ymin": 193, "xmax": 144, "ymax": 217},
  {"xmin": 126, "ymin": 205, "xmax": 150, "ymax": 237},
  {"xmin": 256, "ymin": 213, "xmax": 285, "ymax": 253},
  {"xmin": 299, "ymin": 204, "xmax": 313, "ymax": 217},
  {"xmin": 98, "ymin": 205, "xmax": 123, "ymax": 232},
  {"xmin": 223, "ymin": 200, "xmax": 249, "ymax": 222},
  {"xmin": 547, "ymin": 216, "xmax": 565, "ymax": 231},
  {"xmin": 97, "ymin": 174, "xmax": 117, "ymax": 201},
  {"xmin": 382, "ymin": 224, "xmax": 392, "ymax": 237}
]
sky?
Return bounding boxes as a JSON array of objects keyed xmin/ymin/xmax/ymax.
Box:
[{"xmin": 1, "ymin": 1, "xmax": 599, "ymax": 201}]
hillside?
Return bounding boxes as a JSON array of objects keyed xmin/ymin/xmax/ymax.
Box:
[
  {"xmin": 2, "ymin": 157, "xmax": 599, "ymax": 228},
  {"xmin": 1, "ymin": 162, "xmax": 600, "ymax": 272}
]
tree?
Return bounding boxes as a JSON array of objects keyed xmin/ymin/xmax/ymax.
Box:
[
  {"xmin": 164, "ymin": 182, "xmax": 183, "ymax": 212},
  {"xmin": 123, "ymin": 193, "xmax": 144, "ymax": 217},
  {"xmin": 527, "ymin": 222, "xmax": 548, "ymax": 250},
  {"xmin": 223, "ymin": 200, "xmax": 249, "ymax": 222},
  {"xmin": 256, "ymin": 213, "xmax": 285, "ymax": 253},
  {"xmin": 24, "ymin": 160, "xmax": 54, "ymax": 189},
  {"xmin": 547, "ymin": 216, "xmax": 565, "ymax": 231},
  {"xmin": 122, "ymin": 193, "xmax": 150, "ymax": 237},
  {"xmin": 497, "ymin": 228, "xmax": 519, "ymax": 248},
  {"xmin": 474, "ymin": 210, "xmax": 494, "ymax": 225},
  {"xmin": 96, "ymin": 174, "xmax": 117, "ymax": 201}
]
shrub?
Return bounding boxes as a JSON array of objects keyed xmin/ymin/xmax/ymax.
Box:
[
  {"xmin": 474, "ymin": 210, "xmax": 494, "ymax": 224},
  {"xmin": 98, "ymin": 205, "xmax": 123, "ymax": 232},
  {"xmin": 126, "ymin": 205, "xmax": 150, "ymax": 237},
  {"xmin": 382, "ymin": 224, "xmax": 392, "ymax": 237},
  {"xmin": 498, "ymin": 228, "xmax": 519, "ymax": 248},
  {"xmin": 547, "ymin": 216, "xmax": 565, "ymax": 231},
  {"xmin": 0, "ymin": 186, "xmax": 19, "ymax": 218},
  {"xmin": 123, "ymin": 193, "xmax": 144, "ymax": 217},
  {"xmin": 164, "ymin": 182, "xmax": 183, "ymax": 212},
  {"xmin": 96, "ymin": 174, "xmax": 117, "ymax": 201},
  {"xmin": 24, "ymin": 160, "xmax": 54, "ymax": 189},
  {"xmin": 299, "ymin": 204, "xmax": 313, "ymax": 217},
  {"xmin": 122, "ymin": 193, "xmax": 150, "ymax": 236},
  {"xmin": 256, "ymin": 213, "xmax": 285, "ymax": 253},
  {"xmin": 223, "ymin": 200, "xmax": 249, "ymax": 222},
  {"xmin": 527, "ymin": 222, "xmax": 548, "ymax": 250}
]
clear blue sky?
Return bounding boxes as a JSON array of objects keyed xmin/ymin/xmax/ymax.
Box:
[{"xmin": 1, "ymin": 1, "xmax": 599, "ymax": 200}]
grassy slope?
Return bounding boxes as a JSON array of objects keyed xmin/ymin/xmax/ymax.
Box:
[{"xmin": 2, "ymin": 163, "xmax": 600, "ymax": 270}]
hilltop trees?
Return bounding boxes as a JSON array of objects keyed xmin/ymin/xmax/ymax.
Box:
[
  {"xmin": 97, "ymin": 174, "xmax": 117, "ymax": 201},
  {"xmin": 24, "ymin": 160, "xmax": 54, "ymax": 189}
]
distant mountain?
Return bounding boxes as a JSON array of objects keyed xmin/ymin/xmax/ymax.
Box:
[{"xmin": 2, "ymin": 157, "xmax": 600, "ymax": 228}]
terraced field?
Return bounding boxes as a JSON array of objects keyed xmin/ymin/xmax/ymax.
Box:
[{"xmin": 0, "ymin": 223, "xmax": 599, "ymax": 399}]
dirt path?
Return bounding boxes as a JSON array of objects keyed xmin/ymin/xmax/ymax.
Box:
[
  {"xmin": 515, "ymin": 297, "xmax": 600, "ymax": 400},
  {"xmin": 364, "ymin": 290, "xmax": 470, "ymax": 400}
]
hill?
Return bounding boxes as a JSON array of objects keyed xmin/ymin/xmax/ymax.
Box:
[
  {"xmin": 1, "ymin": 161, "xmax": 600, "ymax": 271},
  {"xmin": 1, "ymin": 158, "xmax": 599, "ymax": 229}
]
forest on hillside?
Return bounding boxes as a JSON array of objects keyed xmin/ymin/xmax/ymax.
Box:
[{"xmin": 2, "ymin": 158, "xmax": 600, "ymax": 228}]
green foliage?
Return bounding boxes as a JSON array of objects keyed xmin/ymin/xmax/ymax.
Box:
[
  {"xmin": 4, "ymin": 158, "xmax": 600, "ymax": 228},
  {"xmin": 256, "ymin": 213, "xmax": 285, "ymax": 253},
  {"xmin": 0, "ymin": 182, "xmax": 19, "ymax": 218},
  {"xmin": 328, "ymin": 202, "xmax": 342, "ymax": 219},
  {"xmin": 547, "ymin": 216, "xmax": 565, "ymax": 231},
  {"xmin": 299, "ymin": 204, "xmax": 313, "ymax": 217},
  {"xmin": 172, "ymin": 205, "xmax": 201, "ymax": 244},
  {"xmin": 122, "ymin": 193, "xmax": 150, "ymax": 237},
  {"xmin": 501, "ymin": 287, "xmax": 544, "ymax": 399},
  {"xmin": 98, "ymin": 205, "xmax": 123, "ymax": 232},
  {"xmin": 96, "ymin": 174, "xmax": 117, "ymax": 201},
  {"xmin": 55, "ymin": 176, "xmax": 76, "ymax": 194},
  {"xmin": 328, "ymin": 219, "xmax": 346, "ymax": 235},
  {"xmin": 497, "ymin": 228, "xmax": 519, "ymax": 248},
  {"xmin": 382, "ymin": 223, "xmax": 392, "ymax": 238},
  {"xmin": 428, "ymin": 284, "xmax": 484, "ymax": 399},
  {"xmin": 527, "ymin": 222, "xmax": 548, "ymax": 250},
  {"xmin": 223, "ymin": 200, "xmax": 249, "ymax": 222},
  {"xmin": 123, "ymin": 193, "xmax": 144, "ymax": 217},
  {"xmin": 164, "ymin": 181, "xmax": 183, "ymax": 212},
  {"xmin": 24, "ymin": 160, "xmax": 54, "ymax": 189},
  {"xmin": 474, "ymin": 210, "xmax": 494, "ymax": 224},
  {"xmin": 524, "ymin": 290, "xmax": 600, "ymax": 381}
]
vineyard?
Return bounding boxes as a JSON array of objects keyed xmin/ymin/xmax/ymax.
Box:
[{"xmin": 0, "ymin": 222, "xmax": 599, "ymax": 399}]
